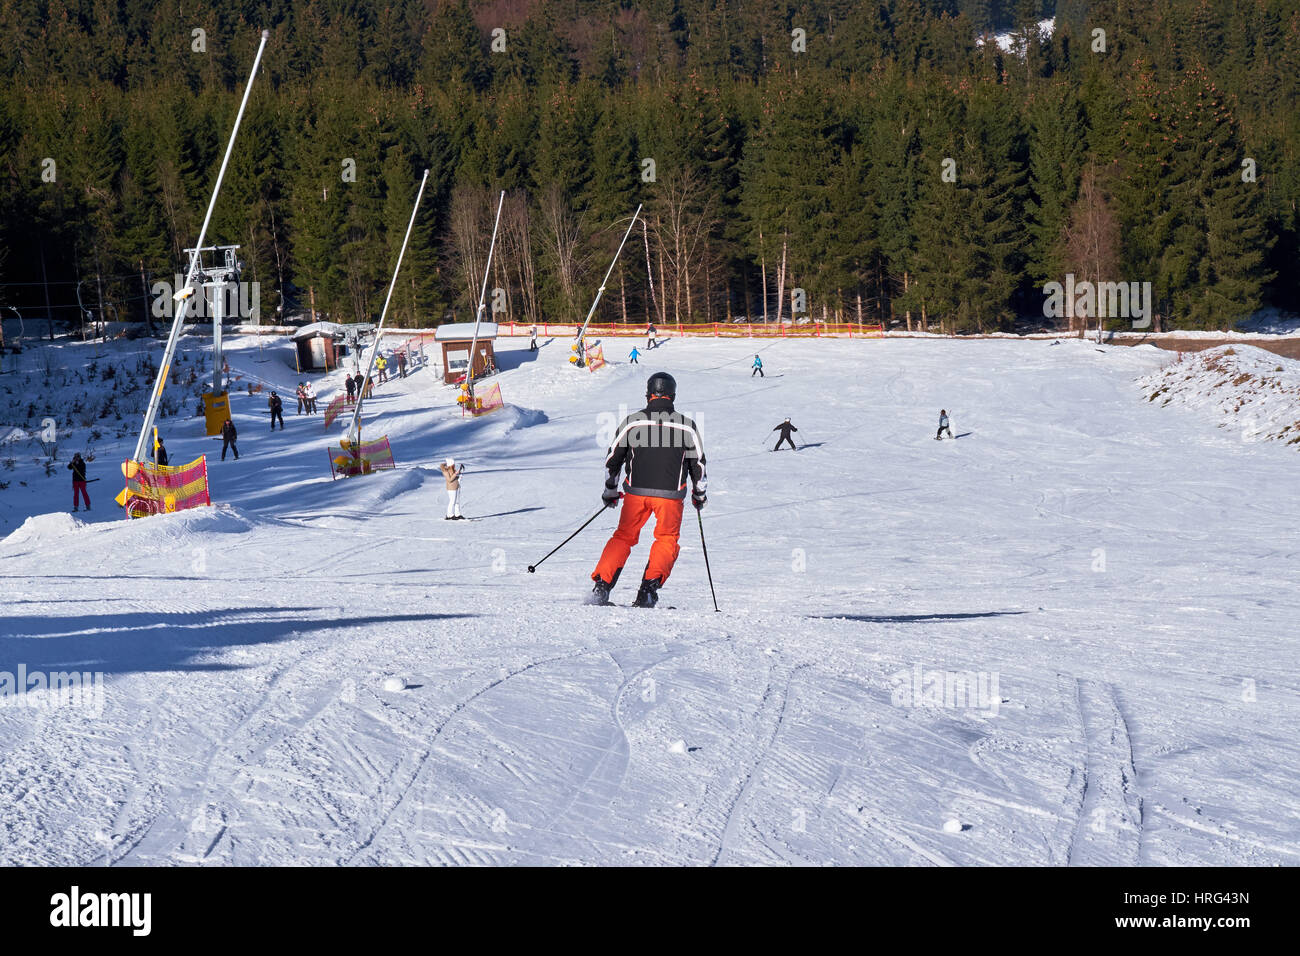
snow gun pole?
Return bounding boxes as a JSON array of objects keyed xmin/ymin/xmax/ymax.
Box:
[
  {"xmin": 131, "ymin": 29, "xmax": 269, "ymax": 465},
  {"xmin": 697, "ymin": 509, "xmax": 720, "ymax": 612},
  {"xmin": 347, "ymin": 167, "xmax": 430, "ymax": 447},
  {"xmin": 576, "ymin": 204, "xmax": 643, "ymax": 345},
  {"xmin": 526, "ymin": 505, "xmax": 607, "ymax": 573},
  {"xmin": 464, "ymin": 190, "xmax": 506, "ymax": 401}
]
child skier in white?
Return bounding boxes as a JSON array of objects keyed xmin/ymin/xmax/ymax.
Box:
[
  {"xmin": 439, "ymin": 457, "xmax": 464, "ymax": 519},
  {"xmin": 936, "ymin": 410, "xmax": 953, "ymax": 440}
]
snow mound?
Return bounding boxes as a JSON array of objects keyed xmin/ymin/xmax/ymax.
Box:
[
  {"xmin": 505, "ymin": 406, "xmax": 548, "ymax": 431},
  {"xmin": 1139, "ymin": 346, "xmax": 1300, "ymax": 448},
  {"xmin": 0, "ymin": 426, "xmax": 31, "ymax": 445},
  {"xmin": 2, "ymin": 511, "xmax": 83, "ymax": 546},
  {"xmin": 372, "ymin": 467, "xmax": 425, "ymax": 504},
  {"xmin": 171, "ymin": 504, "xmax": 258, "ymax": 534}
]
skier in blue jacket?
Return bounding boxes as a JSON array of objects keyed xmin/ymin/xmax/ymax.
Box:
[
  {"xmin": 751, "ymin": 354, "xmax": 764, "ymax": 377},
  {"xmin": 629, "ymin": 347, "xmax": 640, "ymax": 364}
]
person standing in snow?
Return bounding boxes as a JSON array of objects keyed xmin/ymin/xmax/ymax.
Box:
[
  {"xmin": 154, "ymin": 437, "xmax": 169, "ymax": 467},
  {"xmin": 590, "ymin": 372, "xmax": 707, "ymax": 609},
  {"xmin": 295, "ymin": 384, "xmax": 306, "ymax": 415},
  {"xmin": 629, "ymin": 346, "xmax": 640, "ymax": 364},
  {"xmin": 397, "ymin": 351, "xmax": 407, "ymax": 378},
  {"xmin": 439, "ymin": 457, "xmax": 464, "ymax": 520},
  {"xmin": 221, "ymin": 418, "xmax": 239, "ymax": 460},
  {"xmin": 345, "ymin": 375, "xmax": 356, "ymax": 403},
  {"xmin": 936, "ymin": 409, "xmax": 953, "ymax": 440},
  {"xmin": 529, "ymin": 326, "xmax": 538, "ymax": 351},
  {"xmin": 377, "ymin": 354, "xmax": 388, "ymax": 384},
  {"xmin": 772, "ymin": 418, "xmax": 798, "ymax": 451},
  {"xmin": 751, "ymin": 354, "xmax": 764, "ymax": 377},
  {"xmin": 268, "ymin": 391, "xmax": 284, "ymax": 430},
  {"xmin": 646, "ymin": 323, "xmax": 656, "ymax": 350},
  {"xmin": 304, "ymin": 382, "xmax": 318, "ymax": 413},
  {"xmin": 68, "ymin": 452, "xmax": 90, "ymax": 512}
]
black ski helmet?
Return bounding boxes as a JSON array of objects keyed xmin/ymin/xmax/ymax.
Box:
[{"xmin": 646, "ymin": 372, "xmax": 676, "ymax": 399}]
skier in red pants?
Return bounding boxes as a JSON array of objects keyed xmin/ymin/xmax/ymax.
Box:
[
  {"xmin": 590, "ymin": 372, "xmax": 707, "ymax": 608},
  {"xmin": 68, "ymin": 453, "xmax": 90, "ymax": 512}
]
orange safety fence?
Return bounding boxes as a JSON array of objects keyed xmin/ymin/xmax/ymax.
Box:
[
  {"xmin": 496, "ymin": 321, "xmax": 886, "ymax": 339},
  {"xmin": 459, "ymin": 382, "xmax": 504, "ymax": 417},
  {"xmin": 122, "ymin": 456, "xmax": 212, "ymax": 519},
  {"xmin": 327, "ymin": 435, "xmax": 397, "ymax": 479}
]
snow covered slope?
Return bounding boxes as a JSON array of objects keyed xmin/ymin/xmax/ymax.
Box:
[{"xmin": 2, "ymin": 334, "xmax": 1298, "ymax": 866}]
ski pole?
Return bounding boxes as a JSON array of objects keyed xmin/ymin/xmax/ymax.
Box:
[
  {"xmin": 527, "ymin": 505, "xmax": 607, "ymax": 573},
  {"xmin": 696, "ymin": 508, "xmax": 719, "ymax": 612}
]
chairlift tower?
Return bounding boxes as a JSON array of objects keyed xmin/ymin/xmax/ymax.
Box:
[{"xmin": 181, "ymin": 244, "xmax": 242, "ymax": 393}]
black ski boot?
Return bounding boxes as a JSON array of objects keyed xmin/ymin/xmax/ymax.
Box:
[
  {"xmin": 586, "ymin": 577, "xmax": 614, "ymax": 606},
  {"xmin": 632, "ymin": 577, "xmax": 662, "ymax": 608}
]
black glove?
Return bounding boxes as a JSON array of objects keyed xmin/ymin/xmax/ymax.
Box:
[
  {"xmin": 691, "ymin": 482, "xmax": 707, "ymax": 511},
  {"xmin": 602, "ymin": 479, "xmax": 621, "ymax": 509}
]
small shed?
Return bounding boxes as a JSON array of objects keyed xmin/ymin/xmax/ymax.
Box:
[
  {"xmin": 435, "ymin": 322, "xmax": 498, "ymax": 385},
  {"xmin": 293, "ymin": 322, "xmax": 346, "ymax": 371}
]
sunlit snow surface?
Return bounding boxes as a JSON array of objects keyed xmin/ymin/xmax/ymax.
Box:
[{"xmin": 2, "ymin": 334, "xmax": 1297, "ymax": 865}]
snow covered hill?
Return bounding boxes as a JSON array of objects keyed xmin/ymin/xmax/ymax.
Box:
[
  {"xmin": 1140, "ymin": 344, "xmax": 1300, "ymax": 449},
  {"xmin": 2, "ymin": 333, "xmax": 1298, "ymax": 866}
]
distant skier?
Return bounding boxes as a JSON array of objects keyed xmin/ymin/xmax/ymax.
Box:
[
  {"xmin": 377, "ymin": 355, "xmax": 388, "ymax": 384},
  {"xmin": 772, "ymin": 418, "xmax": 798, "ymax": 450},
  {"xmin": 68, "ymin": 452, "xmax": 90, "ymax": 512},
  {"xmin": 397, "ymin": 351, "xmax": 407, "ymax": 378},
  {"xmin": 304, "ymin": 382, "xmax": 318, "ymax": 413},
  {"xmin": 345, "ymin": 375, "xmax": 356, "ymax": 403},
  {"xmin": 590, "ymin": 372, "xmax": 707, "ymax": 609},
  {"xmin": 295, "ymin": 384, "xmax": 306, "ymax": 415},
  {"xmin": 439, "ymin": 457, "xmax": 464, "ymax": 520},
  {"xmin": 268, "ymin": 391, "xmax": 284, "ymax": 430},
  {"xmin": 154, "ymin": 437, "xmax": 169, "ymax": 467},
  {"xmin": 221, "ymin": 418, "xmax": 239, "ymax": 460},
  {"xmin": 936, "ymin": 409, "xmax": 953, "ymax": 440},
  {"xmin": 361, "ymin": 375, "xmax": 374, "ymax": 399},
  {"xmin": 628, "ymin": 346, "xmax": 640, "ymax": 364},
  {"xmin": 529, "ymin": 326, "xmax": 538, "ymax": 351},
  {"xmin": 646, "ymin": 323, "xmax": 656, "ymax": 350},
  {"xmin": 751, "ymin": 354, "xmax": 764, "ymax": 377}
]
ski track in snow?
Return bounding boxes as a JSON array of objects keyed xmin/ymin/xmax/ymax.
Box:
[{"xmin": 1, "ymin": 335, "xmax": 1298, "ymax": 865}]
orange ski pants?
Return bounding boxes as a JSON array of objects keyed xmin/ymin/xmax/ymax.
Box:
[{"xmin": 592, "ymin": 493, "xmax": 684, "ymax": 586}]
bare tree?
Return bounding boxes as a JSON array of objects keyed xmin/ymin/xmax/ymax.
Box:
[
  {"xmin": 500, "ymin": 191, "xmax": 539, "ymax": 326},
  {"xmin": 447, "ymin": 183, "xmax": 495, "ymax": 315},
  {"xmin": 649, "ymin": 168, "xmax": 718, "ymax": 323},
  {"xmin": 1062, "ymin": 163, "xmax": 1121, "ymax": 336},
  {"xmin": 537, "ymin": 183, "xmax": 584, "ymax": 322}
]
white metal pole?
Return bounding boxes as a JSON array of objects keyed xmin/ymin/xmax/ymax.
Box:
[
  {"xmin": 132, "ymin": 30, "xmax": 269, "ymax": 463},
  {"xmin": 347, "ymin": 168, "xmax": 430, "ymax": 447},
  {"xmin": 576, "ymin": 204, "xmax": 642, "ymax": 345},
  {"xmin": 464, "ymin": 191, "xmax": 505, "ymax": 400}
]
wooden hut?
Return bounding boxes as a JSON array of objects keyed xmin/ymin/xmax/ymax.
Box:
[
  {"xmin": 435, "ymin": 323, "xmax": 498, "ymax": 385},
  {"xmin": 293, "ymin": 322, "xmax": 346, "ymax": 372}
]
